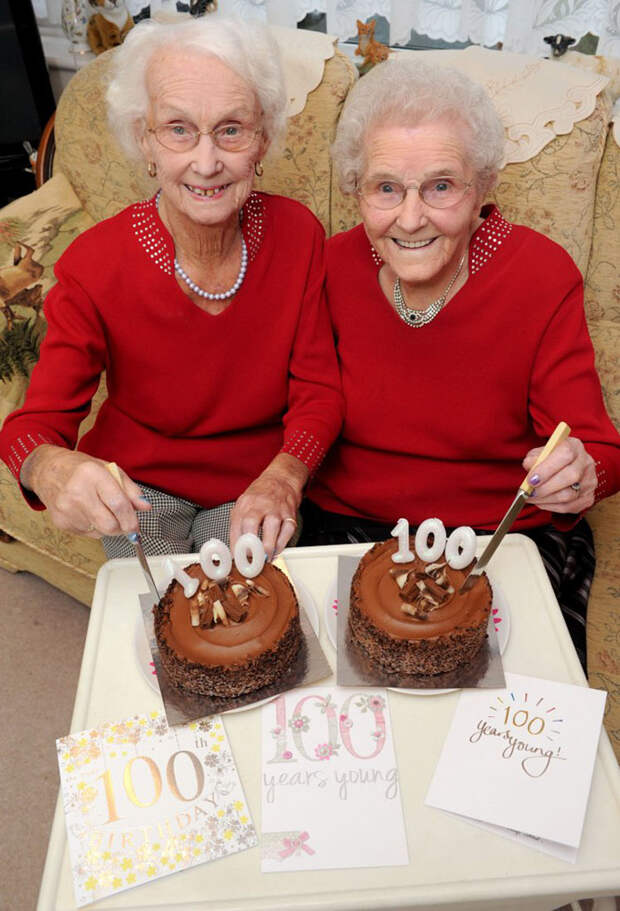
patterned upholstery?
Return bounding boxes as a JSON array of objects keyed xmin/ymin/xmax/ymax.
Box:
[
  {"xmin": 0, "ymin": 42, "xmax": 618, "ymax": 755},
  {"xmin": 583, "ymin": 124, "xmax": 620, "ymax": 752}
]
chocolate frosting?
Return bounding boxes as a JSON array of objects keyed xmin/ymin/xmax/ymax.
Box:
[
  {"xmin": 159, "ymin": 562, "xmax": 298, "ymax": 667},
  {"xmin": 355, "ymin": 538, "xmax": 491, "ymax": 641}
]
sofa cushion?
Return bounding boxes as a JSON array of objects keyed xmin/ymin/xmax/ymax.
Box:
[
  {"xmin": 584, "ymin": 128, "xmax": 620, "ymax": 324},
  {"xmin": 0, "ymin": 176, "xmax": 106, "ymax": 579},
  {"xmin": 586, "ymin": 489, "xmax": 620, "ymax": 759},
  {"xmin": 491, "ymin": 90, "xmax": 611, "ymax": 276},
  {"xmin": 0, "ymin": 174, "xmax": 95, "ymax": 426},
  {"xmin": 0, "ymin": 460, "xmax": 106, "ymax": 573}
]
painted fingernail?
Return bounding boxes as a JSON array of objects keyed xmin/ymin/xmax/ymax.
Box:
[
  {"xmin": 529, "ymin": 474, "xmax": 541, "ymax": 486},
  {"xmin": 139, "ymin": 495, "xmax": 151, "ymax": 504}
]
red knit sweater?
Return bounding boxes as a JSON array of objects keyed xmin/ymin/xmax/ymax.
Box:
[
  {"xmin": 0, "ymin": 193, "xmax": 344, "ymax": 508},
  {"xmin": 309, "ymin": 207, "xmax": 620, "ymax": 530}
]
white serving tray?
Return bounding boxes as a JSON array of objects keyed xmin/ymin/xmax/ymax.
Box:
[{"xmin": 37, "ymin": 535, "xmax": 620, "ymax": 910}]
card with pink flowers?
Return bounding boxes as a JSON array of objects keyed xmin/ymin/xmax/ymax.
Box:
[
  {"xmin": 57, "ymin": 711, "xmax": 256, "ymax": 907},
  {"xmin": 260, "ymin": 686, "xmax": 408, "ymax": 872}
]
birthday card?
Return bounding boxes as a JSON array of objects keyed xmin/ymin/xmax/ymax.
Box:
[
  {"xmin": 425, "ymin": 673, "xmax": 606, "ymax": 856},
  {"xmin": 261, "ymin": 686, "xmax": 409, "ymax": 872},
  {"xmin": 57, "ymin": 711, "xmax": 256, "ymax": 907}
]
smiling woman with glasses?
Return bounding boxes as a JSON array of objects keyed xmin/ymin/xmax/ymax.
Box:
[
  {"xmin": 298, "ymin": 57, "xmax": 620, "ymax": 673},
  {"xmin": 0, "ymin": 17, "xmax": 344, "ymax": 562}
]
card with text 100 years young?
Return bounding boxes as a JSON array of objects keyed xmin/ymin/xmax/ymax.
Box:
[
  {"xmin": 260, "ymin": 685, "xmax": 409, "ymax": 872},
  {"xmin": 57, "ymin": 710, "xmax": 256, "ymax": 907},
  {"xmin": 426, "ymin": 672, "xmax": 606, "ymax": 859}
]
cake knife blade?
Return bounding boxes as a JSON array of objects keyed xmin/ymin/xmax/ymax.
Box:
[
  {"xmin": 460, "ymin": 421, "xmax": 571, "ymax": 592},
  {"xmin": 126, "ymin": 530, "xmax": 161, "ymax": 605},
  {"xmin": 105, "ymin": 461, "xmax": 160, "ymax": 604}
]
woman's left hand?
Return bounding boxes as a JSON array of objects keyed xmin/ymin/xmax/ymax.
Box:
[
  {"xmin": 229, "ymin": 454, "xmax": 309, "ymax": 560},
  {"xmin": 522, "ymin": 436, "xmax": 596, "ymax": 513}
]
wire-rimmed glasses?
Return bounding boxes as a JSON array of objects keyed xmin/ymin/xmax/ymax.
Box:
[
  {"xmin": 148, "ymin": 122, "xmax": 262, "ymax": 153},
  {"xmin": 357, "ymin": 176, "xmax": 473, "ymax": 210}
]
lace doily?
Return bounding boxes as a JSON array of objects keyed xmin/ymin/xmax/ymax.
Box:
[{"xmin": 384, "ymin": 46, "xmax": 610, "ymax": 165}]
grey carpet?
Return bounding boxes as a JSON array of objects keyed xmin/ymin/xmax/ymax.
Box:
[{"xmin": 0, "ymin": 567, "xmax": 89, "ymax": 911}]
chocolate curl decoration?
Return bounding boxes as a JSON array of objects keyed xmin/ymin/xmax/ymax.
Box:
[{"xmin": 392, "ymin": 562, "xmax": 454, "ymax": 619}]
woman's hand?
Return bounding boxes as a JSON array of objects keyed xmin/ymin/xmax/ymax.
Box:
[
  {"xmin": 229, "ymin": 453, "xmax": 309, "ymax": 560},
  {"xmin": 522, "ymin": 437, "xmax": 596, "ymax": 514},
  {"xmin": 20, "ymin": 445, "xmax": 150, "ymax": 537}
]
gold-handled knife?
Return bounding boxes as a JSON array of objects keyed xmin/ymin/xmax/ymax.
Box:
[
  {"xmin": 460, "ymin": 421, "xmax": 571, "ymax": 592},
  {"xmin": 105, "ymin": 461, "xmax": 161, "ymax": 605}
]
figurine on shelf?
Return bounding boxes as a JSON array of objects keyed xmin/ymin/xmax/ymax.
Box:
[
  {"xmin": 189, "ymin": 0, "xmax": 218, "ymax": 15},
  {"xmin": 87, "ymin": 0, "xmax": 134, "ymax": 56},
  {"xmin": 355, "ymin": 19, "xmax": 390, "ymax": 74},
  {"xmin": 543, "ymin": 34, "xmax": 576, "ymax": 57}
]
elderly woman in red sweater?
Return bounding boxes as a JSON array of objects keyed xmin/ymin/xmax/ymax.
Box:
[
  {"xmin": 300, "ymin": 58, "xmax": 620, "ymax": 670},
  {"xmin": 0, "ymin": 17, "xmax": 342, "ymax": 560}
]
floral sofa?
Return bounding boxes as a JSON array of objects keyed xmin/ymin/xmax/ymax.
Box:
[{"xmin": 0, "ymin": 34, "xmax": 618, "ymax": 756}]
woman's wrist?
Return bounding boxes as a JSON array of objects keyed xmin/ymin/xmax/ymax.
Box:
[
  {"xmin": 19, "ymin": 444, "xmax": 56, "ymax": 492},
  {"xmin": 262, "ymin": 452, "xmax": 309, "ymax": 501}
]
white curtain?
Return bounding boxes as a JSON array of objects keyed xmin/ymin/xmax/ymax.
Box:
[{"xmin": 36, "ymin": 0, "xmax": 620, "ymax": 58}]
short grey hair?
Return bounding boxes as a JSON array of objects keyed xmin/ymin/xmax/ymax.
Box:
[
  {"xmin": 332, "ymin": 56, "xmax": 506, "ymax": 194},
  {"xmin": 106, "ymin": 17, "xmax": 287, "ymax": 160}
]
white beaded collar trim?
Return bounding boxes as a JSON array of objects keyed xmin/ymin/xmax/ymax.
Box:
[
  {"xmin": 469, "ymin": 207, "xmax": 513, "ymax": 275},
  {"xmin": 367, "ymin": 205, "xmax": 513, "ymax": 275},
  {"xmin": 130, "ymin": 191, "xmax": 266, "ymax": 278}
]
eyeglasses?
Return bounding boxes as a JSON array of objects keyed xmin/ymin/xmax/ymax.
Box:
[
  {"xmin": 357, "ymin": 176, "xmax": 473, "ymax": 210},
  {"xmin": 148, "ymin": 122, "xmax": 262, "ymax": 153}
]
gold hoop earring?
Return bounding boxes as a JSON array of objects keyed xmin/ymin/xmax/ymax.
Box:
[
  {"xmin": 254, "ymin": 160, "xmax": 264, "ymax": 178},
  {"xmin": 147, "ymin": 161, "xmax": 157, "ymax": 178}
]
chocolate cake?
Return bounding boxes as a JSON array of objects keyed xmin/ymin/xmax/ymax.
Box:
[
  {"xmin": 153, "ymin": 561, "xmax": 302, "ymax": 698},
  {"xmin": 349, "ymin": 537, "xmax": 492, "ymax": 677}
]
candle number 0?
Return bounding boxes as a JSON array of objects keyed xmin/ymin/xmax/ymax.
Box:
[
  {"xmin": 198, "ymin": 534, "xmax": 265, "ymax": 581},
  {"xmin": 97, "ymin": 749, "xmax": 205, "ymax": 824}
]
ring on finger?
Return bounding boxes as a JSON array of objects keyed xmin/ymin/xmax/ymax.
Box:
[
  {"xmin": 570, "ymin": 482, "xmax": 581, "ymax": 492},
  {"xmin": 86, "ymin": 523, "xmax": 96, "ymax": 533},
  {"xmin": 282, "ymin": 516, "xmax": 297, "ymax": 526}
]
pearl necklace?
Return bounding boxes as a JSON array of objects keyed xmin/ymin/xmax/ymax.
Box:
[
  {"xmin": 155, "ymin": 190, "xmax": 248, "ymax": 300},
  {"xmin": 175, "ymin": 239, "xmax": 247, "ymax": 301},
  {"xmin": 393, "ymin": 253, "xmax": 466, "ymax": 328}
]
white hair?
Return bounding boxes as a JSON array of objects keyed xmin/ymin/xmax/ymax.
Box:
[
  {"xmin": 106, "ymin": 17, "xmax": 287, "ymax": 160},
  {"xmin": 332, "ymin": 57, "xmax": 506, "ymax": 194}
]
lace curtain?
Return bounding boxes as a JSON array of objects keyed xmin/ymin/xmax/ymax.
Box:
[
  {"xmin": 37, "ymin": 1, "xmax": 620, "ymax": 58},
  {"xmin": 298, "ymin": 0, "xmax": 619, "ymax": 57},
  {"xmin": 226, "ymin": 0, "xmax": 620, "ymax": 57}
]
